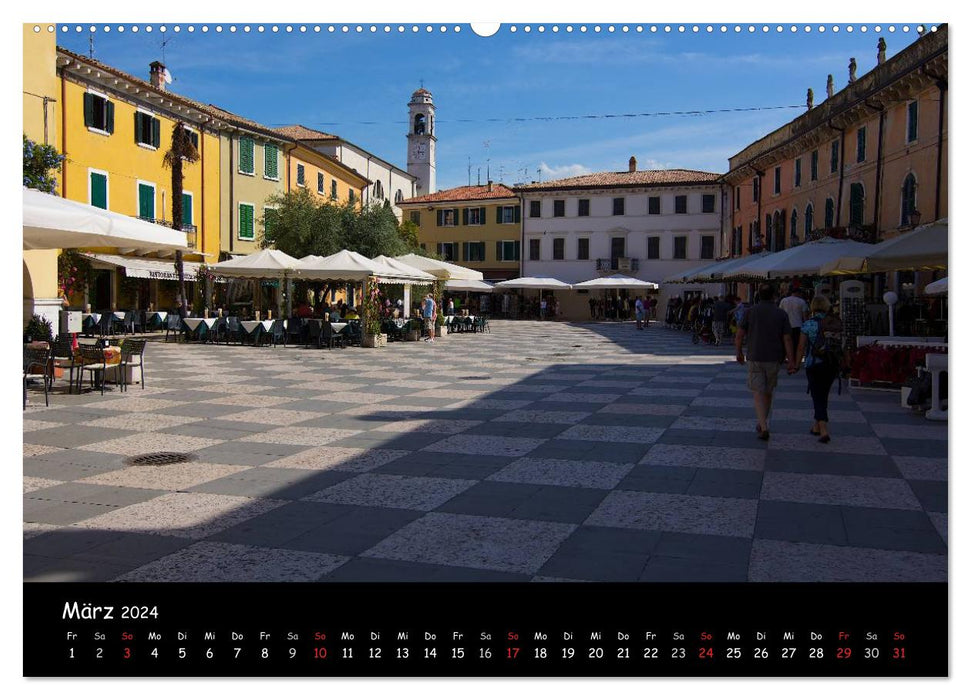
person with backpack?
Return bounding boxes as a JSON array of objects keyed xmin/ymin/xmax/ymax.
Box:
[{"xmin": 795, "ymin": 295, "xmax": 845, "ymax": 444}]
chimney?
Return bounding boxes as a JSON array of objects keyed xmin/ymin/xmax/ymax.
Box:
[
  {"xmin": 629, "ymin": 156, "xmax": 637, "ymax": 173},
  {"xmin": 877, "ymin": 37, "xmax": 887, "ymax": 65},
  {"xmin": 487, "ymin": 180, "xmax": 493, "ymax": 192},
  {"xmin": 150, "ymin": 61, "xmax": 166, "ymax": 91},
  {"xmin": 826, "ymin": 74, "xmax": 834, "ymax": 99}
]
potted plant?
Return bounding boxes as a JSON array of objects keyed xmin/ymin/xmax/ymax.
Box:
[
  {"xmin": 23, "ymin": 314, "xmax": 53, "ymax": 345},
  {"xmin": 404, "ymin": 318, "xmax": 421, "ymax": 342},
  {"xmin": 360, "ymin": 277, "xmax": 387, "ymax": 348}
]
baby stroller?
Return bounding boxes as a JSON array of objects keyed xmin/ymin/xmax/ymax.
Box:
[{"xmin": 692, "ymin": 305, "xmax": 716, "ymax": 344}]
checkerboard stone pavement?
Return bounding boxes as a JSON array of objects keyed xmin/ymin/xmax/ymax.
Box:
[{"xmin": 23, "ymin": 321, "xmax": 947, "ymax": 583}]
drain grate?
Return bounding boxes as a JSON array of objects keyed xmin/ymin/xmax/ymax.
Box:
[{"xmin": 124, "ymin": 452, "xmax": 198, "ymax": 467}]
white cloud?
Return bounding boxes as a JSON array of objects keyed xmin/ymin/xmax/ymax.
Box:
[{"xmin": 537, "ymin": 162, "xmax": 593, "ymax": 180}]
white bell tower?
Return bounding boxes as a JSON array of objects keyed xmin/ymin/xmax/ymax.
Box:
[{"xmin": 407, "ymin": 86, "xmax": 436, "ymax": 195}]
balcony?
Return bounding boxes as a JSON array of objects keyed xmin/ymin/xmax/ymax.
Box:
[
  {"xmin": 139, "ymin": 217, "xmax": 198, "ymax": 249},
  {"xmin": 596, "ymin": 257, "xmax": 640, "ymax": 273}
]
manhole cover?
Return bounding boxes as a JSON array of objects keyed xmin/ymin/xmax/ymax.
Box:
[
  {"xmin": 124, "ymin": 452, "xmax": 198, "ymax": 467},
  {"xmin": 458, "ymin": 376, "xmax": 491, "ymax": 380}
]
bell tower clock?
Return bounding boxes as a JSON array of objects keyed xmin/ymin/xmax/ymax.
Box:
[{"xmin": 407, "ymin": 86, "xmax": 436, "ymax": 195}]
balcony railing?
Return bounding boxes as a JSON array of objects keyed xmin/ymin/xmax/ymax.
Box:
[
  {"xmin": 596, "ymin": 257, "xmax": 640, "ymax": 273},
  {"xmin": 139, "ymin": 217, "xmax": 198, "ymax": 248}
]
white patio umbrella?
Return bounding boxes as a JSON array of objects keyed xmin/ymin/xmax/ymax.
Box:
[
  {"xmin": 22, "ymin": 187, "xmax": 188, "ymax": 251},
  {"xmin": 445, "ymin": 279, "xmax": 495, "ymax": 292},
  {"xmin": 371, "ymin": 255, "xmax": 438, "ymax": 283},
  {"xmin": 209, "ymin": 248, "xmax": 300, "ymax": 277},
  {"xmin": 573, "ymin": 274, "xmax": 659, "ymax": 290},
  {"xmin": 494, "ymin": 277, "xmax": 573, "ymax": 290},
  {"xmin": 663, "ymin": 261, "xmax": 725, "ymax": 284},
  {"xmin": 394, "ymin": 253, "xmax": 484, "ymax": 281},
  {"xmin": 726, "ymin": 238, "xmax": 878, "ymax": 279},
  {"xmin": 820, "ymin": 219, "xmax": 948, "ymax": 274},
  {"xmin": 294, "ymin": 249, "xmax": 377, "ymax": 281},
  {"xmin": 924, "ymin": 277, "xmax": 948, "ymax": 295}
]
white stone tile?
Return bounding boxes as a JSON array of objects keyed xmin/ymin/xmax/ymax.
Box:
[
  {"xmin": 870, "ymin": 423, "xmax": 948, "ymax": 440},
  {"xmin": 629, "ymin": 387, "xmax": 702, "ymax": 398},
  {"xmin": 540, "ymin": 392, "xmax": 621, "ymax": 404},
  {"xmin": 928, "ymin": 512, "xmax": 947, "ymax": 544},
  {"xmin": 218, "ymin": 409, "xmax": 322, "ymax": 426},
  {"xmin": 641, "ymin": 444, "xmax": 765, "ymax": 471},
  {"xmin": 488, "ymin": 457, "xmax": 634, "ymax": 490},
  {"xmin": 97, "ymin": 397, "xmax": 189, "ymax": 413},
  {"xmin": 23, "ymin": 420, "xmax": 65, "ymax": 432},
  {"xmin": 263, "ymin": 446, "xmax": 409, "ymax": 472},
  {"xmin": 769, "ymin": 408, "xmax": 868, "ymax": 424},
  {"xmin": 767, "ymin": 433, "xmax": 888, "ymax": 455},
  {"xmin": 24, "ymin": 522, "xmax": 59, "ymax": 540},
  {"xmin": 689, "ymin": 397, "xmax": 753, "ymax": 408},
  {"xmin": 239, "ymin": 426, "xmax": 361, "ymax": 446},
  {"xmin": 749, "ymin": 539, "xmax": 947, "ymax": 582},
  {"xmin": 304, "ymin": 473, "xmax": 476, "ymax": 511},
  {"xmin": 77, "ymin": 433, "xmax": 225, "ymax": 456},
  {"xmin": 79, "ymin": 413, "xmax": 203, "ymax": 431},
  {"xmin": 200, "ymin": 394, "xmax": 297, "ymax": 408},
  {"xmin": 597, "ymin": 403, "xmax": 686, "ymax": 416},
  {"xmin": 422, "ymin": 434, "xmax": 546, "ymax": 457},
  {"xmin": 78, "ymin": 462, "xmax": 250, "ymax": 491},
  {"xmin": 892, "ymin": 456, "xmax": 948, "ymax": 481},
  {"xmin": 761, "ymin": 472, "xmax": 923, "ymax": 510},
  {"xmin": 586, "ymin": 490, "xmax": 757, "ymax": 537},
  {"xmin": 443, "ymin": 399, "xmax": 534, "ymax": 411},
  {"xmin": 23, "ymin": 444, "xmax": 63, "ymax": 458},
  {"xmin": 371, "ymin": 419, "xmax": 481, "ymax": 434},
  {"xmin": 492, "ymin": 410, "xmax": 591, "ymax": 425},
  {"xmin": 24, "ymin": 476, "xmax": 63, "ymax": 493},
  {"xmin": 670, "ymin": 415, "xmax": 758, "ymax": 432},
  {"xmin": 115, "ymin": 541, "xmax": 348, "ymax": 582},
  {"xmin": 309, "ymin": 391, "xmax": 395, "ymax": 404}
]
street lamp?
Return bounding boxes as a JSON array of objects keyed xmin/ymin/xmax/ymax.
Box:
[{"xmin": 908, "ymin": 209, "xmax": 922, "ymax": 228}]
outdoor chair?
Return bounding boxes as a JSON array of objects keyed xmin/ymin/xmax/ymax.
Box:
[
  {"xmin": 477, "ymin": 316, "xmax": 489, "ymax": 333},
  {"xmin": 50, "ymin": 337, "xmax": 79, "ymax": 393},
  {"xmin": 77, "ymin": 344, "xmax": 119, "ymax": 395},
  {"xmin": 118, "ymin": 338, "xmax": 147, "ymax": 391},
  {"xmin": 131, "ymin": 310, "xmax": 145, "ymax": 334},
  {"xmin": 344, "ymin": 320, "xmax": 363, "ymax": 347},
  {"xmin": 117, "ymin": 311, "xmax": 135, "ymax": 335},
  {"xmin": 305, "ymin": 319, "xmax": 322, "ymax": 348},
  {"xmin": 224, "ymin": 317, "xmax": 241, "ymax": 344},
  {"xmin": 286, "ymin": 317, "xmax": 305, "ymax": 346},
  {"xmin": 264, "ymin": 319, "xmax": 286, "ymax": 347},
  {"xmin": 164, "ymin": 314, "xmax": 183, "ymax": 342},
  {"xmin": 23, "ymin": 346, "xmax": 52, "ymax": 408},
  {"xmin": 97, "ymin": 312, "xmax": 114, "ymax": 338},
  {"xmin": 321, "ymin": 321, "xmax": 346, "ymax": 349},
  {"xmin": 209, "ymin": 317, "xmax": 227, "ymax": 344}
]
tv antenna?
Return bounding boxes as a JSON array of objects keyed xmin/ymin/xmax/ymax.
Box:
[
  {"xmin": 467, "ymin": 156, "xmax": 472, "ymax": 186},
  {"xmin": 160, "ymin": 34, "xmax": 176, "ymax": 65},
  {"xmin": 88, "ymin": 31, "xmax": 94, "ymax": 59}
]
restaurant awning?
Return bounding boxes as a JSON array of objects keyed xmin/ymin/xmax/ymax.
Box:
[
  {"xmin": 393, "ymin": 253, "xmax": 484, "ymax": 281},
  {"xmin": 22, "ymin": 187, "xmax": 188, "ymax": 252},
  {"xmin": 726, "ymin": 238, "xmax": 877, "ymax": 280},
  {"xmin": 494, "ymin": 277, "xmax": 573, "ymax": 290},
  {"xmin": 663, "ymin": 261, "xmax": 727, "ymax": 284},
  {"xmin": 573, "ymin": 274, "xmax": 659, "ymax": 290},
  {"xmin": 80, "ymin": 253, "xmax": 218, "ymax": 281},
  {"xmin": 371, "ymin": 255, "xmax": 438, "ymax": 283},
  {"xmin": 819, "ymin": 219, "xmax": 948, "ymax": 275}
]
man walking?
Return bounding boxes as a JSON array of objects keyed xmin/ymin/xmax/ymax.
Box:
[
  {"xmin": 779, "ymin": 287, "xmax": 809, "ymax": 353},
  {"xmin": 735, "ymin": 284, "xmax": 797, "ymax": 440},
  {"xmin": 711, "ymin": 295, "xmax": 732, "ymax": 345},
  {"xmin": 422, "ymin": 292, "xmax": 437, "ymax": 343}
]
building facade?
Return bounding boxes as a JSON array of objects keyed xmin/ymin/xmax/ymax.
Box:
[
  {"xmin": 515, "ymin": 160, "xmax": 726, "ymax": 318},
  {"xmin": 277, "ymin": 125, "xmax": 416, "ymax": 219},
  {"xmin": 285, "ymin": 141, "xmax": 369, "ymax": 210},
  {"xmin": 55, "ymin": 48, "xmax": 221, "ymax": 311},
  {"xmin": 724, "ymin": 27, "xmax": 947, "ymax": 300},
  {"xmin": 398, "ymin": 183, "xmax": 522, "ymax": 281}
]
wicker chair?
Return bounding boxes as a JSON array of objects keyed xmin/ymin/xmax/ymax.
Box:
[
  {"xmin": 77, "ymin": 345, "xmax": 119, "ymax": 395},
  {"xmin": 23, "ymin": 346, "xmax": 52, "ymax": 408},
  {"xmin": 118, "ymin": 338, "xmax": 147, "ymax": 391},
  {"xmin": 50, "ymin": 337, "xmax": 78, "ymax": 393}
]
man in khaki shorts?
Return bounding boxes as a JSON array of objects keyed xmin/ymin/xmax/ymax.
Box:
[{"xmin": 734, "ymin": 284, "xmax": 796, "ymax": 440}]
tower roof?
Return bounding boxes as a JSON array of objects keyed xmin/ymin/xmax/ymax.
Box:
[{"xmin": 411, "ymin": 87, "xmax": 433, "ymax": 98}]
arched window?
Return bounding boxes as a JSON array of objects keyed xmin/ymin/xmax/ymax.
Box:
[
  {"xmin": 790, "ymin": 209, "xmax": 798, "ymax": 246},
  {"xmin": 373, "ymin": 180, "xmax": 384, "ymax": 200},
  {"xmin": 849, "ymin": 183, "xmax": 865, "ymax": 226},
  {"xmin": 804, "ymin": 203, "xmax": 814, "ymax": 237},
  {"xmin": 414, "ymin": 114, "xmax": 426, "ymax": 135},
  {"xmin": 395, "ymin": 189, "xmax": 403, "ymax": 204},
  {"xmin": 824, "ymin": 198, "xmax": 835, "ymax": 228},
  {"xmin": 901, "ymin": 173, "xmax": 917, "ymax": 226}
]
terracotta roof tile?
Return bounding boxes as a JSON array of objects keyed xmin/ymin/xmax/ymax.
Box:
[
  {"xmin": 399, "ymin": 184, "xmax": 518, "ymax": 205},
  {"xmin": 276, "ymin": 124, "xmax": 340, "ymax": 141},
  {"xmin": 514, "ymin": 169, "xmax": 723, "ymax": 191}
]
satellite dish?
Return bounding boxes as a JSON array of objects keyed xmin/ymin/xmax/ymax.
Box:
[{"xmin": 162, "ymin": 68, "xmax": 173, "ymax": 84}]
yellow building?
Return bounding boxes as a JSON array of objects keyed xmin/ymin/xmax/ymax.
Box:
[
  {"xmin": 55, "ymin": 47, "xmax": 221, "ymax": 310},
  {"xmin": 22, "ymin": 24, "xmax": 62, "ymax": 327},
  {"xmin": 284, "ymin": 140, "xmax": 369, "ymax": 208},
  {"xmin": 398, "ymin": 183, "xmax": 521, "ymax": 280}
]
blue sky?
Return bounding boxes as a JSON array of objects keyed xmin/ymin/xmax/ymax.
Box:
[{"xmin": 56, "ymin": 22, "xmax": 927, "ymax": 190}]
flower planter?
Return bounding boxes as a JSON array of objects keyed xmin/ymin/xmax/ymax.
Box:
[
  {"xmin": 436, "ymin": 325, "xmax": 446, "ymax": 336},
  {"xmin": 404, "ymin": 330, "xmax": 420, "ymax": 342},
  {"xmin": 362, "ymin": 333, "xmax": 387, "ymax": 348}
]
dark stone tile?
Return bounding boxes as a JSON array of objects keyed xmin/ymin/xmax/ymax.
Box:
[
  {"xmin": 688, "ymin": 468, "xmax": 763, "ymax": 499},
  {"xmin": 763, "ymin": 451, "xmax": 899, "ymax": 478},
  {"xmin": 537, "ymin": 526, "xmax": 661, "ymax": 582},
  {"xmin": 579, "ymin": 413, "xmax": 678, "ymax": 428},
  {"xmin": 639, "ymin": 556, "xmax": 749, "ymax": 582},
  {"xmin": 210, "ymin": 501, "xmax": 357, "ymax": 547},
  {"xmin": 329, "ymin": 433, "xmax": 450, "ymax": 451},
  {"xmin": 653, "ymin": 532, "xmax": 752, "ymax": 563},
  {"xmin": 881, "ymin": 438, "xmax": 947, "ymax": 458},
  {"xmin": 154, "ymin": 402, "xmax": 247, "ymax": 418},
  {"xmin": 524, "ymin": 440, "xmax": 650, "ymax": 464},
  {"xmin": 284, "ymin": 507, "xmax": 424, "ymax": 556},
  {"xmin": 158, "ymin": 423, "xmax": 268, "ymax": 440},
  {"xmin": 460, "ymin": 422, "xmax": 568, "ymax": 439},
  {"xmin": 841, "ymin": 506, "xmax": 946, "ymax": 554},
  {"xmin": 22, "ymin": 426, "xmax": 131, "ymax": 449},
  {"xmin": 907, "ymin": 480, "xmax": 948, "ymax": 513},
  {"xmin": 284, "ymin": 400, "xmax": 368, "ymax": 415},
  {"xmin": 23, "ymin": 554, "xmax": 133, "ymax": 582},
  {"xmin": 250, "ymin": 387, "xmax": 329, "ymax": 399},
  {"xmin": 322, "ymin": 557, "xmax": 531, "ymax": 582},
  {"xmin": 616, "ymin": 465, "xmax": 693, "ymax": 494},
  {"xmin": 438, "ymin": 481, "xmax": 607, "ymax": 524},
  {"xmin": 375, "ymin": 454, "xmax": 507, "ymax": 481},
  {"xmin": 25, "ymin": 483, "xmax": 165, "ymax": 507},
  {"xmin": 755, "ymin": 500, "xmax": 847, "ymax": 546},
  {"xmin": 147, "ymin": 390, "xmax": 225, "ymax": 402},
  {"xmin": 191, "ymin": 443, "xmax": 307, "ymax": 466}
]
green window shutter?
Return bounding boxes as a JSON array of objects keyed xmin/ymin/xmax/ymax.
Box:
[
  {"xmin": 462, "ymin": 208, "xmax": 469, "ymax": 225},
  {"xmin": 138, "ymin": 184, "xmax": 154, "ymax": 219},
  {"xmin": 238, "ymin": 204, "xmax": 254, "ymax": 239},
  {"xmin": 514, "ymin": 241, "xmax": 521, "ymax": 260},
  {"xmin": 496, "ymin": 206, "xmax": 502, "ymax": 224},
  {"xmin": 452, "ymin": 208, "xmax": 459, "ymax": 224},
  {"xmin": 436, "ymin": 210, "xmax": 443, "ymax": 226},
  {"xmin": 105, "ymin": 101, "xmax": 114, "ymax": 133},
  {"xmin": 479, "ymin": 207, "xmax": 486, "ymax": 223},
  {"xmin": 265, "ymin": 144, "xmax": 278, "ymax": 179},
  {"xmin": 462, "ymin": 242, "xmax": 469, "ymax": 261},
  {"xmin": 496, "ymin": 241, "xmax": 502, "ymax": 260},
  {"xmin": 182, "ymin": 193, "xmax": 192, "ymax": 225},
  {"xmin": 90, "ymin": 172, "xmax": 107, "ymax": 209},
  {"xmin": 134, "ymin": 113, "xmax": 143, "ymax": 144},
  {"xmin": 152, "ymin": 118, "xmax": 161, "ymax": 148},
  {"xmin": 83, "ymin": 93, "xmax": 94, "ymax": 127},
  {"xmin": 239, "ymin": 138, "xmax": 254, "ymax": 173},
  {"xmin": 514, "ymin": 205, "xmax": 521, "ymax": 223}
]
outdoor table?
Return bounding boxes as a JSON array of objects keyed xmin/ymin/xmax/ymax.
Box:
[
  {"xmin": 145, "ymin": 311, "xmax": 168, "ymax": 330},
  {"xmin": 331, "ymin": 322, "xmax": 347, "ymax": 334},
  {"xmin": 182, "ymin": 317, "xmax": 219, "ymax": 341},
  {"xmin": 239, "ymin": 320, "xmax": 272, "ymax": 345}
]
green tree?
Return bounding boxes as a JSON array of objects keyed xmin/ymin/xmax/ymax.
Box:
[
  {"xmin": 260, "ymin": 188, "xmax": 343, "ymax": 258},
  {"xmin": 397, "ymin": 218, "xmax": 420, "ymax": 250},
  {"xmin": 23, "ymin": 135, "xmax": 65, "ymax": 194},
  {"xmin": 162, "ymin": 123, "xmax": 200, "ymax": 315}
]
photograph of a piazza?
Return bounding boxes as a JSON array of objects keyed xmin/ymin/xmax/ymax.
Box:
[{"xmin": 23, "ymin": 22, "xmax": 946, "ymax": 583}]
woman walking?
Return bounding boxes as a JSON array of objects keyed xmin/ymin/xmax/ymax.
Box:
[{"xmin": 795, "ymin": 295, "xmax": 844, "ymax": 443}]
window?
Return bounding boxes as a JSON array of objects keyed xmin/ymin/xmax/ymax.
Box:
[
  {"xmin": 612, "ymin": 197, "xmax": 625, "ymax": 215},
  {"xmin": 675, "ymin": 195, "xmax": 687, "ymax": 214},
  {"xmin": 184, "ymin": 128, "xmax": 199, "ymax": 151},
  {"xmin": 409, "ymin": 211, "xmax": 420, "ymax": 226},
  {"xmin": 264, "ymin": 144, "xmax": 279, "ymax": 180},
  {"xmin": 463, "ymin": 207, "xmax": 486, "ymax": 225},
  {"xmin": 137, "ymin": 182, "xmax": 155, "ymax": 220},
  {"xmin": 296, "ymin": 164, "xmax": 306, "ymax": 187},
  {"xmin": 907, "ymin": 101, "xmax": 919, "ymax": 143},
  {"xmin": 849, "ymin": 183, "xmax": 865, "ymax": 226},
  {"xmin": 647, "ymin": 236, "xmax": 660, "ymax": 259},
  {"xmin": 553, "ymin": 200, "xmax": 565, "ymax": 217},
  {"xmin": 497, "ymin": 205, "xmax": 520, "ymax": 224},
  {"xmin": 810, "ymin": 150, "xmax": 819, "ymax": 181},
  {"xmin": 374, "ymin": 180, "xmax": 384, "ymax": 200},
  {"xmin": 437, "ymin": 208, "xmax": 459, "ymax": 226},
  {"xmin": 263, "ymin": 207, "xmax": 278, "ymax": 241},
  {"xmin": 529, "ymin": 200, "xmax": 541, "ymax": 218},
  {"xmin": 463, "ymin": 241, "xmax": 486, "ymax": 262},
  {"xmin": 239, "ymin": 137, "xmax": 255, "ymax": 175},
  {"xmin": 82, "ymin": 92, "xmax": 114, "ymax": 133},
  {"xmin": 528, "ymin": 239, "xmax": 540, "ymax": 261},
  {"xmin": 134, "ymin": 111, "xmax": 160, "ymax": 148},
  {"xmin": 791, "ymin": 209, "xmax": 798, "ymax": 243},
  {"xmin": 701, "ymin": 235, "xmax": 714, "ymax": 259},
  {"xmin": 830, "ymin": 140, "xmax": 840, "ymax": 173},
  {"xmin": 673, "ymin": 236, "xmax": 687, "ymax": 259},
  {"xmin": 774, "ymin": 167, "xmax": 781, "ymax": 194},
  {"xmin": 436, "ymin": 242, "xmax": 456, "ymax": 261},
  {"xmin": 805, "ymin": 203, "xmax": 814, "ymax": 236},
  {"xmin": 552, "ymin": 238, "xmax": 565, "ymax": 260},
  {"xmin": 578, "ymin": 199, "xmax": 590, "ymax": 216},
  {"xmin": 648, "ymin": 196, "xmax": 661, "ymax": 215},
  {"xmin": 348, "ymin": 189, "xmax": 356, "ymax": 205},
  {"xmin": 901, "ymin": 174, "xmax": 918, "ymax": 226},
  {"xmin": 794, "ymin": 159, "xmax": 802, "ymax": 187},
  {"xmin": 753, "ymin": 176, "xmax": 760, "ymax": 201},
  {"xmin": 856, "ymin": 127, "xmax": 867, "ymax": 163},
  {"xmin": 496, "ymin": 240, "xmax": 521, "ymax": 261},
  {"xmin": 182, "ymin": 192, "xmax": 193, "ymax": 226},
  {"xmin": 735, "ymin": 187, "xmax": 740, "ymax": 211},
  {"xmin": 395, "ymin": 189, "xmax": 403, "ymax": 204},
  {"xmin": 702, "ymin": 194, "xmax": 715, "ymax": 213},
  {"xmin": 89, "ymin": 171, "xmax": 108, "ymax": 210},
  {"xmin": 238, "ymin": 203, "xmax": 255, "ymax": 240},
  {"xmin": 317, "ymin": 172, "xmax": 325, "ymax": 194},
  {"xmin": 824, "ymin": 198, "xmax": 835, "ymax": 228},
  {"xmin": 577, "ymin": 238, "xmax": 589, "ymax": 260}
]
